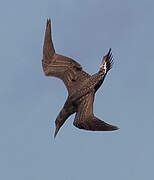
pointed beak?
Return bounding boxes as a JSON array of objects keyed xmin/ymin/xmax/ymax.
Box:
[{"xmin": 54, "ymin": 124, "xmax": 60, "ymax": 139}]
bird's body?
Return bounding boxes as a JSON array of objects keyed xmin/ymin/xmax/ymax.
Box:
[{"xmin": 42, "ymin": 19, "xmax": 118, "ymax": 138}]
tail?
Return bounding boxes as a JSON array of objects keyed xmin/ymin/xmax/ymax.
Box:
[
  {"xmin": 74, "ymin": 116, "xmax": 119, "ymax": 131},
  {"xmin": 100, "ymin": 48, "xmax": 113, "ymax": 73}
]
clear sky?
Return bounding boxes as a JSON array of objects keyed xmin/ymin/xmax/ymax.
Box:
[{"xmin": 0, "ymin": 0, "xmax": 154, "ymax": 179}]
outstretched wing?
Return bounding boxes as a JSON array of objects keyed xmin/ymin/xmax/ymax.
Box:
[
  {"xmin": 42, "ymin": 19, "xmax": 90, "ymax": 94},
  {"xmin": 73, "ymin": 91, "xmax": 118, "ymax": 131}
]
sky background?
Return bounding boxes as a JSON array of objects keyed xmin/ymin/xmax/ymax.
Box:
[{"xmin": 0, "ymin": 0, "xmax": 154, "ymax": 179}]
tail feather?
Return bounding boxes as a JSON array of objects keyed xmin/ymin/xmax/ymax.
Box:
[{"xmin": 100, "ymin": 48, "xmax": 114, "ymax": 73}]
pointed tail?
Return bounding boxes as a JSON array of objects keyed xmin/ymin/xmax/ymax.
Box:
[{"xmin": 100, "ymin": 48, "xmax": 113, "ymax": 73}]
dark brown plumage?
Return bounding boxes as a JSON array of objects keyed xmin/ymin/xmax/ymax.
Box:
[{"xmin": 42, "ymin": 19, "xmax": 118, "ymax": 138}]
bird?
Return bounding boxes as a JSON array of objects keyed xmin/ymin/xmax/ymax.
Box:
[{"xmin": 42, "ymin": 19, "xmax": 118, "ymax": 138}]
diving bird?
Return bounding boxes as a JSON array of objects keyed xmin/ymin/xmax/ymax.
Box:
[{"xmin": 42, "ymin": 19, "xmax": 118, "ymax": 138}]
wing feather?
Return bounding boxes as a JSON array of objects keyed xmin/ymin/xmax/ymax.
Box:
[
  {"xmin": 42, "ymin": 19, "xmax": 90, "ymax": 94},
  {"xmin": 73, "ymin": 92, "xmax": 118, "ymax": 131}
]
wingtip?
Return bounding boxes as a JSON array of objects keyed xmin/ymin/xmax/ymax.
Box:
[
  {"xmin": 47, "ymin": 18, "xmax": 51, "ymax": 22},
  {"xmin": 112, "ymin": 125, "xmax": 119, "ymax": 131},
  {"xmin": 43, "ymin": 17, "xmax": 55, "ymax": 59},
  {"xmin": 46, "ymin": 18, "xmax": 51, "ymax": 26}
]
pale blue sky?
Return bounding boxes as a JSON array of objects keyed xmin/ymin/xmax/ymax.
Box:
[{"xmin": 0, "ymin": 0, "xmax": 154, "ymax": 179}]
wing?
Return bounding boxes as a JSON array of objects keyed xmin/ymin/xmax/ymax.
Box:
[
  {"xmin": 73, "ymin": 91, "xmax": 118, "ymax": 131},
  {"xmin": 42, "ymin": 19, "xmax": 90, "ymax": 94}
]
